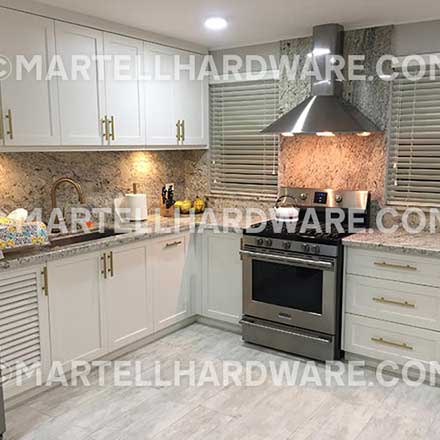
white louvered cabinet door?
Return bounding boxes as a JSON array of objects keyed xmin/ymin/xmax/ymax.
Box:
[{"xmin": 0, "ymin": 266, "xmax": 51, "ymax": 399}]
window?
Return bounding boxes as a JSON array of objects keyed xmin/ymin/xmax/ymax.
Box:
[
  {"xmin": 387, "ymin": 66, "xmax": 440, "ymax": 207},
  {"xmin": 209, "ymin": 78, "xmax": 279, "ymax": 198}
]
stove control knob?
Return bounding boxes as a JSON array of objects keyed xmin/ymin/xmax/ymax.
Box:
[
  {"xmin": 335, "ymin": 194, "xmax": 343, "ymax": 203},
  {"xmin": 300, "ymin": 193, "xmax": 308, "ymax": 201},
  {"xmin": 256, "ymin": 238, "xmax": 264, "ymax": 246},
  {"xmin": 311, "ymin": 245, "xmax": 320, "ymax": 254},
  {"xmin": 283, "ymin": 241, "xmax": 291, "ymax": 250},
  {"xmin": 302, "ymin": 244, "xmax": 310, "ymax": 253},
  {"xmin": 264, "ymin": 239, "xmax": 273, "ymax": 247}
]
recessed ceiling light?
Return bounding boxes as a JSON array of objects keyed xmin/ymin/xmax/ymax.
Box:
[{"xmin": 204, "ymin": 17, "xmax": 228, "ymax": 31}]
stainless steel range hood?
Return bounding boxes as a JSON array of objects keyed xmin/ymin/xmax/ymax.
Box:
[{"xmin": 262, "ymin": 24, "xmax": 380, "ymax": 136}]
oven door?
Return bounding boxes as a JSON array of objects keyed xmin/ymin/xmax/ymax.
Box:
[{"xmin": 241, "ymin": 249, "xmax": 338, "ymax": 335}]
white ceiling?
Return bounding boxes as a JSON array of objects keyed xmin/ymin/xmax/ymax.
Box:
[{"xmin": 35, "ymin": 0, "xmax": 440, "ymax": 49}]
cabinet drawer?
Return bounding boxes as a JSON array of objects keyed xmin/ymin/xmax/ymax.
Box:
[
  {"xmin": 346, "ymin": 248, "xmax": 440, "ymax": 287},
  {"xmin": 344, "ymin": 314, "xmax": 440, "ymax": 365},
  {"xmin": 345, "ymin": 275, "xmax": 440, "ymax": 331}
]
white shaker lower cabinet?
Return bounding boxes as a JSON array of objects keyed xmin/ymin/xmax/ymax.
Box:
[
  {"xmin": 148, "ymin": 234, "xmax": 192, "ymax": 331},
  {"xmin": 47, "ymin": 253, "xmax": 106, "ymax": 369},
  {"xmin": 103, "ymin": 244, "xmax": 153, "ymax": 351},
  {"xmin": 0, "ymin": 266, "xmax": 51, "ymax": 399},
  {"xmin": 343, "ymin": 247, "xmax": 440, "ymax": 366},
  {"xmin": 201, "ymin": 232, "xmax": 243, "ymax": 325}
]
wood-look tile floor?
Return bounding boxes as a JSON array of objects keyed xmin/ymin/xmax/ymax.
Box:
[{"xmin": 5, "ymin": 323, "xmax": 440, "ymax": 440}]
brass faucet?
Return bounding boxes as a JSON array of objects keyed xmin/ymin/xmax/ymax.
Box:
[{"xmin": 51, "ymin": 177, "xmax": 85, "ymax": 211}]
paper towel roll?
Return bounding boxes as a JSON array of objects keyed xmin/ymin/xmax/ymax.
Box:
[{"xmin": 124, "ymin": 194, "xmax": 148, "ymax": 221}]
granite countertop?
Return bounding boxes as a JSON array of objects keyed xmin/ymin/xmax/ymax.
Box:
[
  {"xmin": 343, "ymin": 229, "xmax": 440, "ymax": 258},
  {"xmin": 0, "ymin": 210, "xmax": 267, "ymax": 272}
]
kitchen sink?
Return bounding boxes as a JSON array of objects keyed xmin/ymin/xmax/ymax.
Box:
[{"xmin": 49, "ymin": 228, "xmax": 125, "ymax": 248}]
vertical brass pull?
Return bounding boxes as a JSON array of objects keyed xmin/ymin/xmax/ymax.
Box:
[
  {"xmin": 0, "ymin": 110, "xmax": 4, "ymax": 141},
  {"xmin": 102, "ymin": 116, "xmax": 109, "ymax": 142},
  {"xmin": 108, "ymin": 251, "xmax": 114, "ymax": 277},
  {"xmin": 6, "ymin": 109, "xmax": 13, "ymax": 140},
  {"xmin": 110, "ymin": 116, "xmax": 115, "ymax": 141},
  {"xmin": 41, "ymin": 267, "xmax": 49, "ymax": 297},
  {"xmin": 101, "ymin": 253, "xmax": 107, "ymax": 279},
  {"xmin": 181, "ymin": 120, "xmax": 185, "ymax": 142},
  {"xmin": 176, "ymin": 120, "xmax": 181, "ymax": 142}
]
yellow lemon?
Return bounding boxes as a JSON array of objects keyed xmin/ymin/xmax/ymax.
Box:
[
  {"xmin": 193, "ymin": 196, "xmax": 205, "ymax": 214},
  {"xmin": 180, "ymin": 200, "xmax": 193, "ymax": 214}
]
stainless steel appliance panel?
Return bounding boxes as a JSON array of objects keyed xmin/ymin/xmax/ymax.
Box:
[
  {"xmin": 241, "ymin": 248, "xmax": 339, "ymax": 335},
  {"xmin": 241, "ymin": 317, "xmax": 336, "ymax": 361}
]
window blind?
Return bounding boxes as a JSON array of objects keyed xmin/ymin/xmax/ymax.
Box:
[
  {"xmin": 209, "ymin": 79, "xmax": 279, "ymax": 198},
  {"xmin": 387, "ymin": 66, "xmax": 440, "ymax": 207}
]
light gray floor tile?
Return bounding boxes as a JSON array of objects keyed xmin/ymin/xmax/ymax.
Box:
[{"xmin": 5, "ymin": 323, "xmax": 440, "ymax": 440}]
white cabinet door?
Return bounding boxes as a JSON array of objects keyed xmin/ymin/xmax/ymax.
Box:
[
  {"xmin": 144, "ymin": 43, "xmax": 179, "ymax": 146},
  {"xmin": 55, "ymin": 22, "xmax": 106, "ymax": 146},
  {"xmin": 104, "ymin": 33, "xmax": 146, "ymax": 146},
  {"xmin": 202, "ymin": 232, "xmax": 243, "ymax": 324},
  {"xmin": 0, "ymin": 9, "xmax": 60, "ymax": 146},
  {"xmin": 0, "ymin": 266, "xmax": 51, "ymax": 399},
  {"xmin": 175, "ymin": 50, "xmax": 209, "ymax": 146},
  {"xmin": 104, "ymin": 244, "xmax": 153, "ymax": 351},
  {"xmin": 149, "ymin": 234, "xmax": 192, "ymax": 331},
  {"xmin": 47, "ymin": 253, "xmax": 106, "ymax": 368}
]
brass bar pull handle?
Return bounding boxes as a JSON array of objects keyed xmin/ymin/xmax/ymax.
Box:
[
  {"xmin": 181, "ymin": 120, "xmax": 185, "ymax": 142},
  {"xmin": 165, "ymin": 240, "xmax": 182, "ymax": 248},
  {"xmin": 41, "ymin": 267, "xmax": 49, "ymax": 297},
  {"xmin": 6, "ymin": 109, "xmax": 13, "ymax": 140},
  {"xmin": 110, "ymin": 116, "xmax": 115, "ymax": 141},
  {"xmin": 108, "ymin": 251, "xmax": 114, "ymax": 277},
  {"xmin": 102, "ymin": 116, "xmax": 109, "ymax": 142},
  {"xmin": 373, "ymin": 296, "xmax": 416, "ymax": 308},
  {"xmin": 374, "ymin": 261, "xmax": 417, "ymax": 271},
  {"xmin": 101, "ymin": 253, "xmax": 107, "ymax": 279},
  {"xmin": 176, "ymin": 120, "xmax": 181, "ymax": 142},
  {"xmin": 371, "ymin": 336, "xmax": 414, "ymax": 351}
]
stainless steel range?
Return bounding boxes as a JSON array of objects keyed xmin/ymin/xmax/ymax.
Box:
[{"xmin": 240, "ymin": 187, "xmax": 370, "ymax": 361}]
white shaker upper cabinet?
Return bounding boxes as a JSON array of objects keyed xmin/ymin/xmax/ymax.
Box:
[
  {"xmin": 144, "ymin": 43, "xmax": 179, "ymax": 146},
  {"xmin": 55, "ymin": 22, "xmax": 106, "ymax": 146},
  {"xmin": 0, "ymin": 9, "xmax": 60, "ymax": 146},
  {"xmin": 103, "ymin": 33, "xmax": 146, "ymax": 146},
  {"xmin": 175, "ymin": 50, "xmax": 209, "ymax": 147},
  {"xmin": 144, "ymin": 44, "xmax": 208, "ymax": 148}
]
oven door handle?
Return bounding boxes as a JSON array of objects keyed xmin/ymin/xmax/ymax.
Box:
[{"xmin": 239, "ymin": 250, "xmax": 334, "ymax": 270}]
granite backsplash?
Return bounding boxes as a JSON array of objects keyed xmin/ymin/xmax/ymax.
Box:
[
  {"xmin": 0, "ymin": 151, "xmax": 205, "ymax": 219},
  {"xmin": 279, "ymin": 133, "xmax": 386, "ymax": 204}
]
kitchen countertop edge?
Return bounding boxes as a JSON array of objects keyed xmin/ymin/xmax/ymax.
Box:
[
  {"xmin": 0, "ymin": 218, "xmax": 253, "ymax": 272},
  {"xmin": 343, "ymin": 229, "xmax": 440, "ymax": 258}
]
